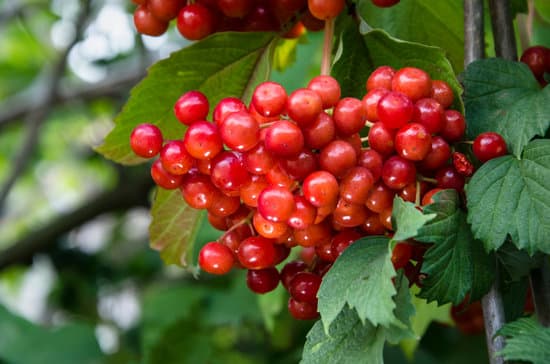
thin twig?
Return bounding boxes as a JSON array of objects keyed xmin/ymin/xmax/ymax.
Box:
[
  {"xmin": 0, "ymin": 167, "xmax": 153, "ymax": 270},
  {"xmin": 466, "ymin": 1, "xmax": 506, "ymax": 363},
  {"xmin": 488, "ymin": 0, "xmax": 518, "ymax": 61},
  {"xmin": 529, "ymin": 259, "xmax": 550, "ymax": 327},
  {"xmin": 320, "ymin": 18, "xmax": 335, "ymax": 76},
  {"xmin": 0, "ymin": 70, "xmax": 144, "ymax": 130},
  {"xmin": 0, "ymin": 0, "xmax": 92, "ymax": 212}
]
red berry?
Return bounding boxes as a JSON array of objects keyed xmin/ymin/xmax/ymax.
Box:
[
  {"xmin": 286, "ymin": 88, "xmax": 323, "ymax": 127},
  {"xmin": 280, "ymin": 149, "xmax": 319, "ymax": 181},
  {"xmin": 160, "ymin": 140, "xmax": 194, "ymax": 175},
  {"xmin": 331, "ymin": 230, "xmax": 362, "ymax": 259},
  {"xmin": 134, "ymin": 5, "xmax": 169, "ymax": 36},
  {"xmin": 243, "ymin": 142, "xmax": 275, "ymax": 175},
  {"xmin": 303, "ymin": 171, "xmax": 339, "ymax": 207},
  {"xmin": 392, "ymin": 67, "xmax": 432, "ymax": 102},
  {"xmin": 358, "ymin": 149, "xmax": 383, "ymax": 181},
  {"xmin": 340, "ymin": 166, "xmax": 375, "ymax": 204},
  {"xmin": 180, "ymin": 173, "xmax": 218, "ymax": 209},
  {"xmin": 435, "ymin": 166, "xmax": 465, "ymax": 191},
  {"xmin": 174, "ymin": 90, "xmax": 209, "ymax": 125},
  {"xmin": 289, "ymin": 272, "xmax": 321, "ymax": 303},
  {"xmin": 307, "ymin": 0, "xmax": 345, "ymax": 20},
  {"xmin": 307, "ymin": 75, "xmax": 342, "ymax": 109},
  {"xmin": 252, "ymin": 81, "xmax": 287, "ymax": 117},
  {"xmin": 413, "ymin": 98, "xmax": 444, "ymax": 134},
  {"xmin": 199, "ymin": 242, "xmax": 235, "ymax": 275},
  {"xmin": 130, "ymin": 123, "xmax": 163, "ymax": 158},
  {"xmin": 367, "ymin": 122, "xmax": 396, "ymax": 156},
  {"xmin": 258, "ymin": 186, "xmax": 296, "ymax": 222},
  {"xmin": 418, "ymin": 136, "xmax": 451, "ymax": 171},
  {"xmin": 294, "ymin": 221, "xmax": 332, "ymax": 247},
  {"xmin": 472, "ymin": 132, "xmax": 508, "ymax": 162},
  {"xmin": 287, "ymin": 195, "xmax": 317, "ymax": 230},
  {"xmin": 422, "ymin": 187, "xmax": 444, "ymax": 205},
  {"xmin": 149, "ymin": 0, "xmax": 185, "ymax": 21},
  {"xmin": 253, "ymin": 211, "xmax": 289, "ymax": 239},
  {"xmin": 183, "ymin": 121, "xmax": 223, "ymax": 160},
  {"xmin": 238, "ymin": 236, "xmax": 276, "ymax": 269},
  {"xmin": 281, "ymin": 260, "xmax": 308, "ymax": 289},
  {"xmin": 177, "ymin": 4, "xmax": 215, "ymax": 41},
  {"xmin": 208, "ymin": 193, "xmax": 241, "ymax": 217},
  {"xmin": 303, "ymin": 112, "xmax": 336, "ymax": 149},
  {"xmin": 381, "ymin": 156, "xmax": 417, "ymax": 190},
  {"xmin": 213, "ymin": 97, "xmax": 248, "ymax": 126},
  {"xmin": 217, "ymin": 0, "xmax": 254, "ymax": 18},
  {"xmin": 319, "ymin": 140, "xmax": 357, "ymax": 178},
  {"xmin": 392, "ymin": 242, "xmax": 413, "ymax": 269},
  {"xmin": 210, "ymin": 151, "xmax": 250, "ymax": 195},
  {"xmin": 367, "ymin": 66, "xmax": 395, "ymax": 91},
  {"xmin": 430, "ymin": 80, "xmax": 454, "ymax": 109},
  {"xmin": 247, "ymin": 267, "xmax": 280, "ymax": 294},
  {"xmin": 333, "ymin": 97, "xmax": 366, "ymax": 136},
  {"xmin": 452, "ymin": 152, "xmax": 474, "ymax": 176},
  {"xmin": 288, "ymin": 297, "xmax": 319, "ymax": 320},
  {"xmin": 264, "ymin": 120, "xmax": 304, "ymax": 158},
  {"xmin": 363, "ymin": 88, "xmax": 389, "ymax": 122},
  {"xmin": 366, "ymin": 182, "xmax": 395, "ymax": 213},
  {"xmin": 220, "ymin": 110, "xmax": 260, "ymax": 152},
  {"xmin": 377, "ymin": 91, "xmax": 414, "ymax": 129},
  {"xmin": 395, "ymin": 123, "xmax": 433, "ymax": 161},
  {"xmin": 151, "ymin": 159, "xmax": 184, "ymax": 189},
  {"xmin": 520, "ymin": 46, "xmax": 548, "ymax": 80},
  {"xmin": 440, "ymin": 110, "xmax": 466, "ymax": 142},
  {"xmin": 332, "ymin": 199, "xmax": 368, "ymax": 228}
]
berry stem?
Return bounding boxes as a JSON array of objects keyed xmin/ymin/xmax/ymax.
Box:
[
  {"xmin": 218, "ymin": 211, "xmax": 254, "ymax": 242},
  {"xmin": 417, "ymin": 175, "xmax": 437, "ymax": 184},
  {"xmin": 415, "ymin": 180, "xmax": 421, "ymax": 206},
  {"xmin": 320, "ymin": 18, "xmax": 335, "ymax": 76}
]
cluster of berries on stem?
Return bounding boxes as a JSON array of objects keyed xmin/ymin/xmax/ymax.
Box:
[{"xmin": 130, "ymin": 64, "xmax": 508, "ymax": 320}]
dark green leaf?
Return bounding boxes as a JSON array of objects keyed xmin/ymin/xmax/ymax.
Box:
[
  {"xmin": 498, "ymin": 316, "xmax": 550, "ymax": 364},
  {"xmin": 0, "ymin": 304, "xmax": 102, "ymax": 364},
  {"xmin": 392, "ymin": 196, "xmax": 436, "ymax": 242},
  {"xmin": 301, "ymin": 307, "xmax": 385, "ymax": 364},
  {"xmin": 317, "ymin": 236, "xmax": 396, "ymax": 332},
  {"xmin": 497, "ymin": 241, "xmax": 544, "ymax": 282},
  {"xmin": 332, "ymin": 22, "xmax": 463, "ymax": 112},
  {"xmin": 463, "ymin": 58, "xmax": 550, "ymax": 156},
  {"xmin": 417, "ymin": 190, "xmax": 494, "ymax": 304},
  {"xmin": 385, "ymin": 273, "xmax": 415, "ymax": 344},
  {"xmin": 97, "ymin": 32, "xmax": 276, "ymax": 164},
  {"xmin": 466, "ymin": 139, "xmax": 550, "ymax": 254},
  {"xmin": 355, "ymin": 0, "xmax": 464, "ymax": 72},
  {"xmin": 149, "ymin": 189, "xmax": 204, "ymax": 268}
]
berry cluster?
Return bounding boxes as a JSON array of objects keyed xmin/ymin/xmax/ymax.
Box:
[
  {"xmin": 130, "ymin": 65, "xmax": 508, "ymax": 320},
  {"xmin": 131, "ymin": 0, "xmax": 348, "ymax": 40},
  {"xmin": 520, "ymin": 45, "xmax": 550, "ymax": 87}
]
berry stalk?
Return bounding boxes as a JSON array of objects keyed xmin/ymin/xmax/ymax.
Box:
[{"xmin": 320, "ymin": 18, "xmax": 335, "ymax": 76}]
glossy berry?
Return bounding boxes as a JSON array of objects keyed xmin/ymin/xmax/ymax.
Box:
[
  {"xmin": 180, "ymin": 173, "xmax": 218, "ymax": 209},
  {"xmin": 319, "ymin": 140, "xmax": 357, "ymax": 178},
  {"xmin": 331, "ymin": 230, "xmax": 362, "ymax": 259},
  {"xmin": 395, "ymin": 123, "xmax": 432, "ymax": 161},
  {"xmin": 392, "ymin": 242, "xmax": 413, "ymax": 269},
  {"xmin": 472, "ymin": 132, "xmax": 508, "ymax": 162},
  {"xmin": 452, "ymin": 152, "xmax": 474, "ymax": 176},
  {"xmin": 413, "ymin": 98, "xmax": 444, "ymax": 134},
  {"xmin": 210, "ymin": 151, "xmax": 250, "ymax": 195},
  {"xmin": 441, "ymin": 110, "xmax": 466, "ymax": 142},
  {"xmin": 366, "ymin": 182, "xmax": 395, "ymax": 213},
  {"xmin": 151, "ymin": 159, "xmax": 183, "ymax": 189},
  {"xmin": 422, "ymin": 188, "xmax": 444, "ymax": 205},
  {"xmin": 217, "ymin": 0, "xmax": 254, "ymax": 18},
  {"xmin": 340, "ymin": 166, "xmax": 375, "ymax": 204},
  {"xmin": 287, "ymin": 88, "xmax": 323, "ymax": 127},
  {"xmin": 252, "ymin": 81, "xmax": 287, "ymax": 117},
  {"xmin": 289, "ymin": 272, "xmax": 322, "ymax": 303},
  {"xmin": 418, "ymin": 136, "xmax": 451, "ymax": 171},
  {"xmin": 160, "ymin": 140, "xmax": 194, "ymax": 175},
  {"xmin": 287, "ymin": 195, "xmax": 317, "ymax": 230},
  {"xmin": 281, "ymin": 149, "xmax": 318, "ymax": 181},
  {"xmin": 149, "ymin": 0, "xmax": 185, "ymax": 21},
  {"xmin": 303, "ymin": 171, "xmax": 339, "ymax": 207},
  {"xmin": 436, "ymin": 166, "xmax": 465, "ymax": 191},
  {"xmin": 174, "ymin": 90, "xmax": 209, "ymax": 125},
  {"xmin": 307, "ymin": 0, "xmax": 345, "ymax": 20},
  {"xmin": 213, "ymin": 97, "xmax": 248, "ymax": 126},
  {"xmin": 333, "ymin": 97, "xmax": 365, "ymax": 136},
  {"xmin": 219, "ymin": 110, "xmax": 260, "ymax": 152},
  {"xmin": 264, "ymin": 120, "xmax": 304, "ymax": 158},
  {"xmin": 303, "ymin": 112, "xmax": 336, "ymax": 149},
  {"xmin": 520, "ymin": 46, "xmax": 548, "ymax": 80},
  {"xmin": 377, "ymin": 91, "xmax": 414, "ymax": 129},
  {"xmin": 258, "ymin": 186, "xmax": 296, "ymax": 222},
  {"xmin": 381, "ymin": 156, "xmax": 417, "ymax": 190},
  {"xmin": 130, "ymin": 123, "xmax": 163, "ymax": 158},
  {"xmin": 391, "ymin": 67, "xmax": 432, "ymax": 102},
  {"xmin": 238, "ymin": 236, "xmax": 276, "ymax": 269},
  {"xmin": 177, "ymin": 3, "xmax": 215, "ymax": 41},
  {"xmin": 281, "ymin": 260, "xmax": 308, "ymax": 289},
  {"xmin": 288, "ymin": 297, "xmax": 319, "ymax": 320},
  {"xmin": 307, "ymin": 75, "xmax": 341, "ymax": 109},
  {"xmin": 367, "ymin": 122, "xmax": 396, "ymax": 156},
  {"xmin": 199, "ymin": 242, "xmax": 235, "ymax": 275},
  {"xmin": 134, "ymin": 5, "xmax": 169, "ymax": 36},
  {"xmin": 247, "ymin": 267, "xmax": 280, "ymax": 294},
  {"xmin": 183, "ymin": 121, "xmax": 223, "ymax": 160},
  {"xmin": 358, "ymin": 149, "xmax": 384, "ymax": 181},
  {"xmin": 362, "ymin": 88, "xmax": 389, "ymax": 122},
  {"xmin": 366, "ymin": 66, "xmax": 395, "ymax": 91},
  {"xmin": 430, "ymin": 80, "xmax": 454, "ymax": 109}
]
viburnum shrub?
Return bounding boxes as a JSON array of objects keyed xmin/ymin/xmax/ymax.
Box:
[{"xmin": 98, "ymin": 1, "xmax": 550, "ymax": 362}]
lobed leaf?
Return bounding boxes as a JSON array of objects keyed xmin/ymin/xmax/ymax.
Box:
[
  {"xmin": 391, "ymin": 196, "xmax": 436, "ymax": 242},
  {"xmin": 317, "ymin": 236, "xmax": 396, "ymax": 333},
  {"xmin": 416, "ymin": 190, "xmax": 494, "ymax": 304},
  {"xmin": 463, "ymin": 58, "xmax": 550, "ymax": 157},
  {"xmin": 332, "ymin": 21, "xmax": 463, "ymax": 112},
  {"xmin": 96, "ymin": 32, "xmax": 276, "ymax": 165},
  {"xmin": 497, "ymin": 316, "xmax": 550, "ymax": 364},
  {"xmin": 466, "ymin": 139, "xmax": 550, "ymax": 254}
]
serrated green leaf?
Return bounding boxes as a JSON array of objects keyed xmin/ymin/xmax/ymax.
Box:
[
  {"xmin": 97, "ymin": 32, "xmax": 276, "ymax": 165},
  {"xmin": 400, "ymin": 286, "xmax": 453, "ymax": 359},
  {"xmin": 332, "ymin": 21, "xmax": 463, "ymax": 112},
  {"xmin": 392, "ymin": 196, "xmax": 436, "ymax": 242},
  {"xmin": 416, "ymin": 190, "xmax": 494, "ymax": 304},
  {"xmin": 497, "ymin": 316, "xmax": 550, "ymax": 364},
  {"xmin": 302, "ymin": 274, "xmax": 414, "ymax": 364},
  {"xmin": 149, "ymin": 189, "xmax": 204, "ymax": 268},
  {"xmin": 463, "ymin": 58, "xmax": 550, "ymax": 157},
  {"xmin": 466, "ymin": 139, "xmax": 550, "ymax": 254},
  {"xmin": 301, "ymin": 307, "xmax": 385, "ymax": 364},
  {"xmin": 317, "ymin": 236, "xmax": 396, "ymax": 333},
  {"xmin": 355, "ymin": 0, "xmax": 464, "ymax": 72}
]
